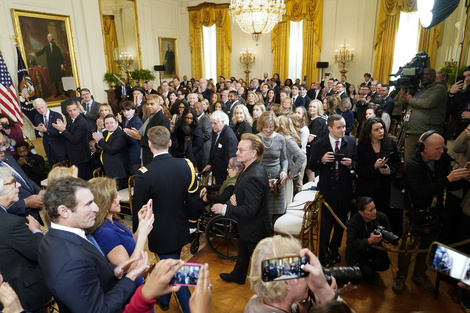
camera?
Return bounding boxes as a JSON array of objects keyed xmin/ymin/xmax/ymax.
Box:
[
  {"xmin": 23, "ymin": 156, "xmax": 35, "ymax": 165},
  {"xmin": 323, "ymin": 266, "xmax": 362, "ymax": 287},
  {"xmin": 389, "ymin": 51, "xmax": 430, "ymax": 96},
  {"xmin": 0, "ymin": 122, "xmax": 10, "ymax": 130},
  {"xmin": 373, "ymin": 226, "xmax": 399, "ymax": 246}
]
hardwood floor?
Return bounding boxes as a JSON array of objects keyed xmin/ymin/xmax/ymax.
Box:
[{"xmin": 160, "ymin": 236, "xmax": 464, "ymax": 313}]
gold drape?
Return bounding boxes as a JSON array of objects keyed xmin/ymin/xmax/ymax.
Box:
[
  {"xmin": 188, "ymin": 4, "xmax": 231, "ymax": 80},
  {"xmin": 102, "ymin": 15, "xmax": 119, "ymax": 73},
  {"xmin": 418, "ymin": 23, "xmax": 442, "ymax": 69},
  {"xmin": 272, "ymin": 0, "xmax": 323, "ymax": 84},
  {"xmin": 459, "ymin": 8, "xmax": 470, "ymax": 66},
  {"xmin": 373, "ymin": 0, "xmax": 417, "ymax": 83}
]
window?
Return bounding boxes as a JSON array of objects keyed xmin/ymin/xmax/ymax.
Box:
[
  {"xmin": 391, "ymin": 11, "xmax": 420, "ymax": 76},
  {"xmin": 288, "ymin": 20, "xmax": 303, "ymax": 81},
  {"xmin": 202, "ymin": 24, "xmax": 217, "ymax": 80}
]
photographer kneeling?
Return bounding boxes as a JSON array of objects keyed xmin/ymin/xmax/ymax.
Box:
[
  {"xmin": 245, "ymin": 235, "xmax": 344, "ymax": 313},
  {"xmin": 346, "ymin": 197, "xmax": 395, "ymax": 283}
]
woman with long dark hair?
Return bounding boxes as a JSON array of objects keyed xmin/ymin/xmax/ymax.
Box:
[
  {"xmin": 356, "ymin": 117, "xmax": 400, "ymax": 218},
  {"xmin": 171, "ymin": 107, "xmax": 203, "ymax": 165}
]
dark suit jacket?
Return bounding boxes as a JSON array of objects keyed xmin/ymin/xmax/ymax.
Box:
[
  {"xmin": 3, "ymin": 154, "xmax": 42, "ymax": 220},
  {"xmin": 82, "ymin": 100, "xmax": 101, "ymax": 133},
  {"xmin": 35, "ymin": 42, "xmax": 64, "ymax": 83},
  {"xmin": 293, "ymin": 96, "xmax": 306, "ymax": 109},
  {"xmin": 0, "ymin": 209, "xmax": 51, "ymax": 312},
  {"xmin": 122, "ymin": 115, "xmax": 143, "ymax": 165},
  {"xmin": 379, "ymin": 96, "xmax": 395, "ymax": 116},
  {"xmin": 132, "ymin": 153, "xmax": 196, "ymax": 253},
  {"xmin": 209, "ymin": 125, "xmax": 238, "ymax": 184},
  {"xmin": 196, "ymin": 113, "xmax": 212, "ymax": 171},
  {"xmin": 115, "ymin": 85, "xmax": 132, "ymax": 101},
  {"xmin": 97, "ymin": 127, "xmax": 128, "ymax": 178},
  {"xmin": 61, "ymin": 114, "xmax": 91, "ymax": 165},
  {"xmin": 139, "ymin": 109, "xmax": 171, "ymax": 166},
  {"xmin": 201, "ymin": 88, "xmax": 214, "ymax": 101},
  {"xmin": 225, "ymin": 161, "xmax": 271, "ymax": 243},
  {"xmin": 232, "ymin": 120, "xmax": 252, "ymax": 142},
  {"xmin": 34, "ymin": 110, "xmax": 67, "ymax": 166},
  {"xmin": 38, "ymin": 228, "xmax": 135, "ymax": 313},
  {"xmin": 273, "ymin": 85, "xmax": 281, "ymax": 103},
  {"xmin": 309, "ymin": 135, "xmax": 357, "ymax": 206}
]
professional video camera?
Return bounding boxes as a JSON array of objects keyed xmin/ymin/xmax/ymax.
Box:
[{"xmin": 389, "ymin": 51, "xmax": 430, "ymax": 96}]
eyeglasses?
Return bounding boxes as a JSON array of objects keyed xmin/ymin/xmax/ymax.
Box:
[
  {"xmin": 0, "ymin": 144, "xmax": 7, "ymax": 150},
  {"xmin": 4, "ymin": 178, "xmax": 16, "ymax": 186}
]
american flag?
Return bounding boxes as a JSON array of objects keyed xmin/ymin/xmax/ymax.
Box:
[{"xmin": 0, "ymin": 51, "xmax": 23, "ymax": 127}]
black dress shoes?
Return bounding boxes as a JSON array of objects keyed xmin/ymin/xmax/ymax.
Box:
[
  {"xmin": 319, "ymin": 251, "xmax": 336, "ymax": 266},
  {"xmin": 331, "ymin": 250, "xmax": 341, "ymax": 264},
  {"xmin": 219, "ymin": 273, "xmax": 245, "ymax": 285}
]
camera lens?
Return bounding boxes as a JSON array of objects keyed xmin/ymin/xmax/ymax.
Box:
[{"xmin": 323, "ymin": 266, "xmax": 362, "ymax": 287}]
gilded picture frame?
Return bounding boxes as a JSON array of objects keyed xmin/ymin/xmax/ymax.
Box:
[
  {"xmin": 11, "ymin": 9, "xmax": 79, "ymax": 107},
  {"xmin": 158, "ymin": 37, "xmax": 178, "ymax": 79}
]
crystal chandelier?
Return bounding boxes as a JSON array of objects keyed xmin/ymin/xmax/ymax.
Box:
[{"xmin": 229, "ymin": 0, "xmax": 286, "ymax": 43}]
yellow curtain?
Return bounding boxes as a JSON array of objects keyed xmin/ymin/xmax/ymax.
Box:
[
  {"xmin": 272, "ymin": 21, "xmax": 290, "ymax": 82},
  {"xmin": 459, "ymin": 9, "xmax": 470, "ymax": 66},
  {"xmin": 188, "ymin": 4, "xmax": 231, "ymax": 80},
  {"xmin": 418, "ymin": 23, "xmax": 442, "ymax": 69},
  {"xmin": 102, "ymin": 15, "xmax": 119, "ymax": 73},
  {"xmin": 373, "ymin": 0, "xmax": 417, "ymax": 83},
  {"xmin": 272, "ymin": 0, "xmax": 323, "ymax": 84}
]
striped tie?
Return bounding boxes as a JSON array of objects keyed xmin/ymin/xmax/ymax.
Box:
[
  {"xmin": 335, "ymin": 140, "xmax": 340, "ymax": 182},
  {"xmin": 100, "ymin": 132, "xmax": 111, "ymax": 163}
]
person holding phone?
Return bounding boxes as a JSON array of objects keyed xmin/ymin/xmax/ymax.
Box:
[
  {"xmin": 245, "ymin": 236, "xmax": 340, "ymax": 313},
  {"xmin": 445, "ymin": 65, "xmax": 470, "ymax": 141},
  {"xmin": 356, "ymin": 117, "xmax": 400, "ymax": 226},
  {"xmin": 309, "ymin": 114, "xmax": 357, "ymax": 266}
]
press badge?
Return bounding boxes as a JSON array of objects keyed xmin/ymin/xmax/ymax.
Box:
[{"xmin": 404, "ymin": 110, "xmax": 412, "ymax": 122}]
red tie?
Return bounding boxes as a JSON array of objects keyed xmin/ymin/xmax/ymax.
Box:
[{"xmin": 335, "ymin": 140, "xmax": 340, "ymax": 182}]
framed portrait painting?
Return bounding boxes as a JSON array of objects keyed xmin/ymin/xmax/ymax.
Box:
[
  {"xmin": 11, "ymin": 9, "xmax": 79, "ymax": 106},
  {"xmin": 158, "ymin": 37, "xmax": 178, "ymax": 79}
]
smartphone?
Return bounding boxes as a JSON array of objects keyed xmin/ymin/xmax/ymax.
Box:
[
  {"xmin": 334, "ymin": 153, "xmax": 345, "ymax": 162},
  {"xmin": 457, "ymin": 75, "xmax": 465, "ymax": 83},
  {"xmin": 426, "ymin": 242, "xmax": 470, "ymax": 285},
  {"xmin": 303, "ymin": 75, "xmax": 307, "ymax": 82},
  {"xmin": 147, "ymin": 199, "xmax": 153, "ymax": 211},
  {"xmin": 170, "ymin": 263, "xmax": 202, "ymax": 286},
  {"xmin": 262, "ymin": 255, "xmax": 309, "ymax": 282}
]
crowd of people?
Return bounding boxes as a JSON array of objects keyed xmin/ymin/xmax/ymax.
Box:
[{"xmin": 2, "ymin": 67, "xmax": 470, "ymax": 312}]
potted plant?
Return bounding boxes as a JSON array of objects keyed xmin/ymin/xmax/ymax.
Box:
[
  {"xmin": 103, "ymin": 72, "xmax": 121, "ymax": 89},
  {"xmin": 131, "ymin": 69, "xmax": 156, "ymax": 87},
  {"xmin": 437, "ymin": 65, "xmax": 466, "ymax": 89}
]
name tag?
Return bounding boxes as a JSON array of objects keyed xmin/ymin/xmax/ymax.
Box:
[
  {"xmin": 404, "ymin": 110, "xmax": 412, "ymax": 122},
  {"xmin": 218, "ymin": 143, "xmax": 222, "ymax": 148}
]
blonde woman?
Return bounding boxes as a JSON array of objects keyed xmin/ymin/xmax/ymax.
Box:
[
  {"xmin": 276, "ymin": 115, "xmax": 306, "ymax": 206},
  {"xmin": 294, "ymin": 106, "xmax": 310, "ymax": 192},
  {"xmin": 245, "ymin": 91, "xmax": 258, "ymax": 116},
  {"xmin": 280, "ymin": 97, "xmax": 293, "ymax": 115},
  {"xmin": 231, "ymin": 104, "xmax": 253, "ymax": 141},
  {"xmin": 306, "ymin": 100, "xmax": 328, "ymax": 182},
  {"xmin": 96, "ymin": 104, "xmax": 113, "ymax": 132}
]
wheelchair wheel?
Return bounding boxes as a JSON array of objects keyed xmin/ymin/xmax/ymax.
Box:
[
  {"xmin": 190, "ymin": 237, "xmax": 199, "ymax": 254},
  {"xmin": 205, "ymin": 215, "xmax": 239, "ymax": 260}
]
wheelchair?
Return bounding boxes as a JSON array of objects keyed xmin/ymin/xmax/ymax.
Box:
[{"xmin": 189, "ymin": 172, "xmax": 239, "ymax": 260}]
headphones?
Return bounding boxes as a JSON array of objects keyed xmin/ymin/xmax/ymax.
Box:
[{"xmin": 416, "ymin": 130, "xmax": 437, "ymax": 152}]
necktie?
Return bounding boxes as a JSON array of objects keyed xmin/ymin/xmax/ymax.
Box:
[
  {"xmin": 87, "ymin": 102, "xmax": 91, "ymax": 113},
  {"xmin": 85, "ymin": 232, "xmax": 104, "ymax": 256},
  {"xmin": 122, "ymin": 86, "xmax": 126, "ymax": 95},
  {"xmin": 44, "ymin": 115, "xmax": 48, "ymax": 129},
  {"xmin": 293, "ymin": 97, "xmax": 296, "ymax": 103},
  {"xmin": 50, "ymin": 43, "xmax": 53, "ymax": 53},
  {"xmin": 0, "ymin": 161, "xmax": 29, "ymax": 189},
  {"xmin": 334, "ymin": 140, "xmax": 340, "ymax": 182},
  {"xmin": 100, "ymin": 132, "xmax": 112, "ymax": 163},
  {"xmin": 124, "ymin": 119, "xmax": 129, "ymax": 128}
]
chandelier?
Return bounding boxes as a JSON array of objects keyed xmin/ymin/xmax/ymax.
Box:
[{"xmin": 229, "ymin": 0, "xmax": 286, "ymax": 44}]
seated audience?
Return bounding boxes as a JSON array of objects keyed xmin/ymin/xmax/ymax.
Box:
[
  {"xmin": 346, "ymin": 197, "xmax": 391, "ymax": 283},
  {"xmin": 87, "ymin": 177, "xmax": 154, "ymax": 289},
  {"xmin": 14, "ymin": 140, "xmax": 46, "ymax": 187}
]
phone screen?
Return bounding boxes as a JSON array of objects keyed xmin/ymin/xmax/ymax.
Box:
[
  {"xmin": 427, "ymin": 242, "xmax": 470, "ymax": 285},
  {"xmin": 170, "ymin": 263, "xmax": 202, "ymax": 286},
  {"xmin": 261, "ymin": 255, "xmax": 309, "ymax": 282}
]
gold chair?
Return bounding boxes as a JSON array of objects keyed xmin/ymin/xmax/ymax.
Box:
[
  {"xmin": 52, "ymin": 160, "xmax": 71, "ymax": 169},
  {"xmin": 274, "ymin": 192, "xmax": 323, "ymax": 253},
  {"xmin": 118, "ymin": 175, "xmax": 135, "ymax": 217},
  {"xmin": 351, "ymin": 118, "xmax": 359, "ymax": 137},
  {"xmin": 92, "ymin": 167, "xmax": 105, "ymax": 178}
]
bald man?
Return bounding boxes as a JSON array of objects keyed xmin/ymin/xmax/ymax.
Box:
[{"xmin": 393, "ymin": 131, "xmax": 470, "ymax": 294}]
